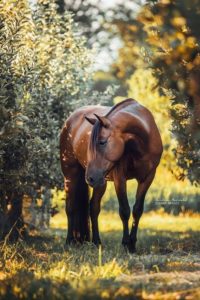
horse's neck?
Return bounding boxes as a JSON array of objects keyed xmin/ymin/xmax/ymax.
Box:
[{"xmin": 106, "ymin": 98, "xmax": 136, "ymax": 118}]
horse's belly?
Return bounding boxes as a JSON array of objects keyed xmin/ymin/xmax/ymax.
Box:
[{"xmin": 104, "ymin": 156, "xmax": 153, "ymax": 182}]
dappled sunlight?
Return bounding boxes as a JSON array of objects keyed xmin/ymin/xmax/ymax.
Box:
[
  {"xmin": 139, "ymin": 211, "xmax": 200, "ymax": 232},
  {"xmin": 50, "ymin": 211, "xmax": 67, "ymax": 231},
  {"xmin": 47, "ymin": 258, "xmax": 126, "ymax": 282}
]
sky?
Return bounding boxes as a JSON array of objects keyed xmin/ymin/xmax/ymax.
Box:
[{"xmin": 93, "ymin": 0, "xmax": 143, "ymax": 70}]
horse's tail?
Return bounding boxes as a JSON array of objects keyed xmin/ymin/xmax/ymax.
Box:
[
  {"xmin": 64, "ymin": 170, "xmax": 90, "ymax": 244},
  {"xmin": 75, "ymin": 168, "xmax": 90, "ymax": 242}
]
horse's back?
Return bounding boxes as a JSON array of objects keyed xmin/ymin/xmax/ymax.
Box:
[{"xmin": 118, "ymin": 100, "xmax": 158, "ymax": 131}]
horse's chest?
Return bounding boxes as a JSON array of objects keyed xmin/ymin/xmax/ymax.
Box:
[
  {"xmin": 106, "ymin": 155, "xmax": 152, "ymax": 182},
  {"xmin": 127, "ymin": 156, "xmax": 153, "ymax": 180}
]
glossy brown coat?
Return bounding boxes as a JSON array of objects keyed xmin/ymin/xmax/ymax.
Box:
[{"xmin": 60, "ymin": 98, "xmax": 163, "ymax": 252}]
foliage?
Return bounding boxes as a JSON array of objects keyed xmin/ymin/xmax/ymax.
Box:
[
  {"xmin": 111, "ymin": 0, "xmax": 200, "ymax": 184},
  {"xmin": 142, "ymin": 0, "xmax": 200, "ymax": 184},
  {"xmin": 0, "ymin": 0, "xmax": 35, "ymax": 214},
  {"xmin": 57, "ymin": 0, "xmax": 118, "ymax": 47}
]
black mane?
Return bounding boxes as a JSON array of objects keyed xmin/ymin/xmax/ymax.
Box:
[
  {"xmin": 89, "ymin": 98, "xmax": 134, "ymax": 157},
  {"xmin": 105, "ymin": 98, "xmax": 134, "ymax": 117},
  {"xmin": 89, "ymin": 120, "xmax": 101, "ymax": 158}
]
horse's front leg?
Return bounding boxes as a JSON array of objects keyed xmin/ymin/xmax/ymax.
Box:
[
  {"xmin": 90, "ymin": 184, "xmax": 106, "ymax": 246},
  {"xmin": 129, "ymin": 170, "xmax": 155, "ymax": 253},
  {"xmin": 114, "ymin": 176, "xmax": 130, "ymax": 247}
]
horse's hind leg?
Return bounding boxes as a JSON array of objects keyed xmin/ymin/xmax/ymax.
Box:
[
  {"xmin": 114, "ymin": 176, "xmax": 130, "ymax": 247},
  {"xmin": 129, "ymin": 170, "xmax": 155, "ymax": 253},
  {"xmin": 64, "ymin": 171, "xmax": 77, "ymax": 244},
  {"xmin": 90, "ymin": 183, "xmax": 106, "ymax": 246},
  {"xmin": 64, "ymin": 164, "xmax": 90, "ymax": 244}
]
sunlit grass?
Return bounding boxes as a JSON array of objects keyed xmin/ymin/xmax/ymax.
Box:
[
  {"xmin": 1, "ymin": 209, "xmax": 200, "ymax": 299},
  {"xmin": 51, "ymin": 209, "xmax": 200, "ymax": 233}
]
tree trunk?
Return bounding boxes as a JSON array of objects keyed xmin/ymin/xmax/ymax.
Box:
[{"xmin": 0, "ymin": 191, "xmax": 25, "ymax": 242}]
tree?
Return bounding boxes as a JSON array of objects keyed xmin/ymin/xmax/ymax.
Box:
[{"xmin": 0, "ymin": 0, "xmax": 35, "ymax": 240}]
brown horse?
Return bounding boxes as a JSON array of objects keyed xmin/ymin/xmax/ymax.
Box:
[{"xmin": 60, "ymin": 98, "xmax": 163, "ymax": 252}]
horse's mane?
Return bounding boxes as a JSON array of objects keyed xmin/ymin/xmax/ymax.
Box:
[
  {"xmin": 89, "ymin": 98, "xmax": 134, "ymax": 157},
  {"xmin": 105, "ymin": 98, "xmax": 134, "ymax": 117},
  {"xmin": 89, "ymin": 121, "xmax": 101, "ymax": 158}
]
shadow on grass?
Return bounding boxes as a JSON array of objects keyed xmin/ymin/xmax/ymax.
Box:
[
  {"xmin": 19, "ymin": 225, "xmax": 200, "ymax": 273},
  {"xmin": 23, "ymin": 223, "xmax": 200, "ymax": 256},
  {"xmin": 0, "ymin": 269, "xmax": 148, "ymax": 300},
  {"xmin": 0, "ymin": 271, "xmax": 70, "ymax": 300},
  {"xmin": 102, "ymin": 227, "xmax": 200, "ymax": 254},
  {"xmin": 0, "ymin": 263, "xmax": 199, "ymax": 300},
  {"xmin": 25, "ymin": 233, "xmax": 65, "ymax": 254}
]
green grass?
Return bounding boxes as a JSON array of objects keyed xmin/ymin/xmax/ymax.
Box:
[{"xmin": 0, "ymin": 210, "xmax": 200, "ymax": 300}]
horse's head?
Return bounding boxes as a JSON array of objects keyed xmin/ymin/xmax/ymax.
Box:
[{"xmin": 85, "ymin": 114, "xmax": 125, "ymax": 187}]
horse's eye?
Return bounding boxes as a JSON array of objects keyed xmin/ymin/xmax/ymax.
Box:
[{"xmin": 99, "ymin": 140, "xmax": 107, "ymax": 146}]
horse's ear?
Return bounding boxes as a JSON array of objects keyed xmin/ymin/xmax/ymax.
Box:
[
  {"xmin": 94, "ymin": 114, "xmax": 110, "ymax": 128},
  {"xmin": 84, "ymin": 115, "xmax": 96, "ymax": 125}
]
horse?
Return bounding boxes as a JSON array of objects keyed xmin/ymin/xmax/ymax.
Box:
[{"xmin": 60, "ymin": 98, "xmax": 163, "ymax": 253}]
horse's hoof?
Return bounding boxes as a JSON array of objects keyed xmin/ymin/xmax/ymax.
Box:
[
  {"xmin": 65, "ymin": 237, "xmax": 77, "ymax": 246},
  {"xmin": 122, "ymin": 236, "xmax": 130, "ymax": 246},
  {"xmin": 92, "ymin": 239, "xmax": 102, "ymax": 248},
  {"xmin": 122, "ymin": 243, "xmax": 129, "ymax": 252},
  {"xmin": 128, "ymin": 244, "xmax": 136, "ymax": 254}
]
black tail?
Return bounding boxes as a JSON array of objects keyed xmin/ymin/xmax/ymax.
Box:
[
  {"xmin": 75, "ymin": 168, "xmax": 90, "ymax": 242},
  {"xmin": 66, "ymin": 166, "xmax": 90, "ymax": 243}
]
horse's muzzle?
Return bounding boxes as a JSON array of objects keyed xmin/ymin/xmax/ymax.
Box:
[{"xmin": 85, "ymin": 172, "xmax": 105, "ymax": 188}]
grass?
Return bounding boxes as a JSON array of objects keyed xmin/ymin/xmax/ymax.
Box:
[{"xmin": 0, "ymin": 209, "xmax": 200, "ymax": 300}]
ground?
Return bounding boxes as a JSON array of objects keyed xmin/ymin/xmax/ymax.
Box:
[{"xmin": 0, "ymin": 210, "xmax": 200, "ymax": 300}]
